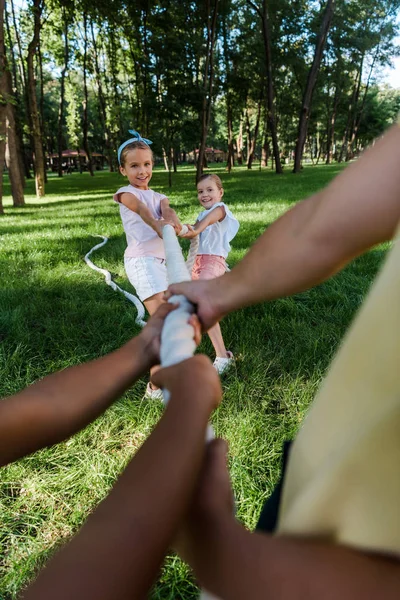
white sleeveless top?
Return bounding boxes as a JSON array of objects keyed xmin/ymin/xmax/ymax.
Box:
[
  {"xmin": 113, "ymin": 185, "xmax": 166, "ymax": 258},
  {"xmin": 197, "ymin": 202, "xmax": 239, "ymax": 258}
]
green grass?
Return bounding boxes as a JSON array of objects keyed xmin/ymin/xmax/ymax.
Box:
[{"xmin": 0, "ymin": 164, "xmax": 388, "ymax": 598}]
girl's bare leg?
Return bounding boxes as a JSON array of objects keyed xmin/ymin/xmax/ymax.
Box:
[
  {"xmin": 144, "ymin": 292, "xmax": 165, "ymax": 390},
  {"xmin": 207, "ymin": 322, "xmax": 228, "ymax": 358}
]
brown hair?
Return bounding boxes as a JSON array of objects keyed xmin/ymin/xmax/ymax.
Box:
[
  {"xmin": 120, "ymin": 141, "xmax": 154, "ymax": 167},
  {"xmin": 197, "ymin": 173, "xmax": 223, "ymax": 190}
]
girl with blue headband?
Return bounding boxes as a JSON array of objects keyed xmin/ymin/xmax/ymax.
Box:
[{"xmin": 114, "ymin": 130, "xmax": 182, "ymax": 399}]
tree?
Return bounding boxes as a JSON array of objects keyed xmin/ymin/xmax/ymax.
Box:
[
  {"xmin": 26, "ymin": 0, "xmax": 46, "ymax": 196},
  {"xmin": 247, "ymin": 0, "xmax": 282, "ymax": 173},
  {"xmin": 5, "ymin": 66, "xmax": 24, "ymax": 205},
  {"xmin": 90, "ymin": 18, "xmax": 114, "ymax": 171},
  {"xmin": 196, "ymin": 0, "xmax": 219, "ymax": 182},
  {"xmin": 82, "ymin": 10, "xmax": 93, "ymax": 176},
  {"xmin": 293, "ymin": 0, "xmax": 335, "ymax": 173},
  {"xmin": 5, "ymin": 0, "xmax": 26, "ymax": 183},
  {"xmin": 0, "ymin": 0, "xmax": 6, "ymax": 214},
  {"xmin": 57, "ymin": 5, "xmax": 70, "ymax": 177}
]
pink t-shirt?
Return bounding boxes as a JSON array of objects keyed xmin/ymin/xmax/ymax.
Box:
[{"xmin": 113, "ymin": 185, "xmax": 167, "ymax": 258}]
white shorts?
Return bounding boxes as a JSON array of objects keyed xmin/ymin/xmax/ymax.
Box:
[{"xmin": 124, "ymin": 256, "xmax": 168, "ymax": 302}]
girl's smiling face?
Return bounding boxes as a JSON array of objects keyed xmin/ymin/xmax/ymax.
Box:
[
  {"xmin": 119, "ymin": 148, "xmax": 153, "ymax": 190},
  {"xmin": 197, "ymin": 177, "xmax": 224, "ymax": 209}
]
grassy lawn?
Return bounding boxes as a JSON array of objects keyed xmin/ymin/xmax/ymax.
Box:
[{"xmin": 0, "ymin": 164, "xmax": 387, "ymax": 598}]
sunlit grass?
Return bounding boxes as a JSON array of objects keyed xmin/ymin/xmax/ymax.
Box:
[{"xmin": 0, "ymin": 163, "xmax": 387, "ymax": 598}]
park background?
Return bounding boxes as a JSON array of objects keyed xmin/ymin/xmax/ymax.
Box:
[{"xmin": 0, "ymin": 0, "xmax": 399, "ymax": 597}]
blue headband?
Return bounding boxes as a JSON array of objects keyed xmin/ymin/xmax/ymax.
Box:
[{"xmin": 117, "ymin": 129, "xmax": 153, "ymax": 164}]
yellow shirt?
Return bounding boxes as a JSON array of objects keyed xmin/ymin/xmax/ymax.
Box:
[{"xmin": 277, "ymin": 234, "xmax": 400, "ymax": 557}]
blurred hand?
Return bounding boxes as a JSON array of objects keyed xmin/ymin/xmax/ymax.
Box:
[
  {"xmin": 138, "ymin": 304, "xmax": 202, "ymax": 367},
  {"xmin": 165, "ymin": 279, "xmax": 223, "ymax": 331},
  {"xmin": 151, "ymin": 355, "xmax": 222, "ymax": 411}
]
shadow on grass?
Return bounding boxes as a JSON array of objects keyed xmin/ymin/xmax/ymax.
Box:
[
  {"xmin": 0, "ymin": 245, "xmax": 386, "ymax": 390},
  {"xmin": 2, "ymin": 163, "xmax": 345, "ymax": 213}
]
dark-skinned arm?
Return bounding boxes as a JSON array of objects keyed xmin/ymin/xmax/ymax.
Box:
[
  {"xmin": 0, "ymin": 304, "xmax": 175, "ymax": 467},
  {"xmin": 22, "ymin": 356, "xmax": 222, "ymax": 600},
  {"xmin": 177, "ymin": 440, "xmax": 400, "ymax": 600}
]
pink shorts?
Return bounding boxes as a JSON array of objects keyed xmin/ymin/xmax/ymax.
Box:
[{"xmin": 192, "ymin": 254, "xmax": 227, "ymax": 280}]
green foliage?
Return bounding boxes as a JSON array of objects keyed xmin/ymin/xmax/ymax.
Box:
[
  {"xmin": 0, "ymin": 165, "xmax": 389, "ymax": 597},
  {"xmin": 5, "ymin": 0, "xmax": 400, "ymax": 171}
]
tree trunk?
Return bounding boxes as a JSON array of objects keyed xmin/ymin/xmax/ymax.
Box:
[
  {"xmin": 109, "ymin": 32, "xmax": 123, "ymax": 137},
  {"xmin": 91, "ymin": 21, "xmax": 114, "ymax": 172},
  {"xmin": 0, "ymin": 123, "xmax": 4, "ymax": 214},
  {"xmin": 237, "ymin": 118, "xmax": 243, "ymax": 164},
  {"xmin": 77, "ymin": 146, "xmax": 82, "ymax": 174},
  {"xmin": 293, "ymin": 0, "xmax": 335, "ymax": 173},
  {"xmin": 347, "ymin": 47, "xmax": 379, "ymax": 159},
  {"xmin": 26, "ymin": 0, "xmax": 45, "ymax": 196},
  {"xmin": 5, "ymin": 1, "xmax": 25, "ymax": 184},
  {"xmin": 196, "ymin": 0, "xmax": 219, "ymax": 182},
  {"xmin": 5, "ymin": 67, "xmax": 24, "ymax": 205},
  {"xmin": 326, "ymin": 78, "xmax": 340, "ymax": 164},
  {"xmin": 261, "ymin": 133, "xmax": 269, "ymax": 167},
  {"xmin": 162, "ymin": 148, "xmax": 169, "ymax": 170},
  {"xmin": 38, "ymin": 35, "xmax": 47, "ymax": 182},
  {"xmin": 247, "ymin": 0, "xmax": 282, "ymax": 173},
  {"xmin": 11, "ymin": 0, "xmax": 32, "ymax": 179},
  {"xmin": 57, "ymin": 13, "xmax": 69, "ymax": 177},
  {"xmin": 0, "ymin": 0, "xmax": 6, "ymax": 213},
  {"xmin": 245, "ymin": 108, "xmax": 251, "ymax": 164},
  {"xmin": 226, "ymin": 104, "xmax": 235, "ymax": 171},
  {"xmin": 172, "ymin": 147, "xmax": 177, "ymax": 173},
  {"xmin": 222, "ymin": 13, "xmax": 234, "ymax": 172},
  {"xmin": 338, "ymin": 71, "xmax": 360, "ymax": 163},
  {"xmin": 247, "ymin": 94, "xmax": 262, "ymax": 169},
  {"xmin": 82, "ymin": 12, "xmax": 94, "ymax": 176}
]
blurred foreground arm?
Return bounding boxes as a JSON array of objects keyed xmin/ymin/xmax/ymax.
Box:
[
  {"xmin": 168, "ymin": 123, "xmax": 400, "ymax": 329},
  {"xmin": 0, "ymin": 304, "xmax": 176, "ymax": 467},
  {"xmin": 23, "ymin": 356, "xmax": 222, "ymax": 600},
  {"xmin": 177, "ymin": 440, "xmax": 400, "ymax": 599}
]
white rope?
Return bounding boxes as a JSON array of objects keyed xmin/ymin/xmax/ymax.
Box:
[
  {"xmin": 85, "ymin": 228, "xmax": 218, "ymax": 599},
  {"xmin": 161, "ymin": 225, "xmax": 218, "ymax": 600},
  {"xmin": 84, "ymin": 231, "xmax": 198, "ymax": 328},
  {"xmin": 84, "ymin": 236, "xmax": 147, "ymax": 327},
  {"xmin": 184, "ymin": 230, "xmax": 199, "ymax": 274}
]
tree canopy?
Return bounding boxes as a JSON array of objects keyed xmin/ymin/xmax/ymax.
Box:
[{"xmin": 1, "ymin": 0, "xmax": 399, "ymax": 206}]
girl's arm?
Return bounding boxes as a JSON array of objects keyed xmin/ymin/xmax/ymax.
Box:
[
  {"xmin": 22, "ymin": 356, "xmax": 222, "ymax": 600},
  {"xmin": 160, "ymin": 197, "xmax": 182, "ymax": 232},
  {"xmin": 0, "ymin": 304, "xmax": 176, "ymax": 467},
  {"xmin": 168, "ymin": 122, "xmax": 400, "ymax": 331},
  {"xmin": 194, "ymin": 206, "xmax": 225, "ymax": 234},
  {"xmin": 119, "ymin": 192, "xmax": 168, "ymax": 238},
  {"xmin": 182, "ymin": 207, "xmax": 226, "ymax": 239}
]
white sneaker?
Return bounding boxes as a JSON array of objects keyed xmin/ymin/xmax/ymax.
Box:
[
  {"xmin": 145, "ymin": 382, "xmax": 164, "ymax": 401},
  {"xmin": 213, "ymin": 351, "xmax": 234, "ymax": 375}
]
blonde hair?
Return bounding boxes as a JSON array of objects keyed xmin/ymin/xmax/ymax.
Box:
[
  {"xmin": 197, "ymin": 173, "xmax": 223, "ymax": 190},
  {"xmin": 120, "ymin": 141, "xmax": 154, "ymax": 167}
]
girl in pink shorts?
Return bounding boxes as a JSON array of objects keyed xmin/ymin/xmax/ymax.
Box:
[{"xmin": 182, "ymin": 174, "xmax": 239, "ymax": 373}]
